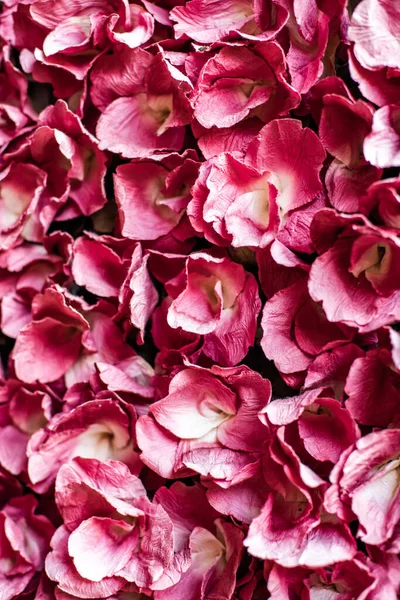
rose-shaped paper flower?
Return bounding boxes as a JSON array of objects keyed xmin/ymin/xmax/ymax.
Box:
[
  {"xmin": 1, "ymin": 494, "xmax": 54, "ymax": 600},
  {"xmin": 244, "ymin": 430, "xmax": 356, "ymax": 568},
  {"xmin": 0, "ymin": 240, "xmax": 67, "ymax": 338},
  {"xmin": 12, "ymin": 286, "xmax": 149, "ymax": 387},
  {"xmin": 308, "ymin": 76, "xmax": 381, "ymax": 214},
  {"xmin": 114, "ymin": 152, "xmax": 200, "ymax": 241},
  {"xmin": 73, "ymin": 238, "xmax": 158, "ymax": 344},
  {"xmin": 27, "ymin": 396, "xmax": 140, "ymax": 492},
  {"xmin": 0, "ymin": 100, "xmax": 107, "ymax": 249},
  {"xmin": 30, "ymin": 0, "xmax": 155, "ymax": 80},
  {"xmin": 154, "ymin": 482, "xmax": 244, "ymax": 600},
  {"xmin": 348, "ymin": 0, "xmax": 400, "ymax": 107},
  {"xmin": 151, "ymin": 296, "xmax": 203, "ymax": 376},
  {"xmin": 260, "ymin": 387, "xmax": 359, "ymax": 475},
  {"xmin": 46, "ymin": 457, "xmax": 175, "ymax": 596},
  {"xmin": 170, "ymin": 0, "xmax": 288, "ymax": 43},
  {"xmin": 326, "ymin": 428, "xmax": 400, "ymax": 549},
  {"xmin": 137, "ymin": 365, "xmax": 271, "ymax": 480},
  {"xmin": 191, "ymin": 43, "xmax": 299, "ymax": 130},
  {"xmin": 261, "ymin": 278, "xmax": 355, "ymax": 378},
  {"xmin": 0, "ymin": 161, "xmax": 46, "ymax": 251},
  {"xmin": 303, "ymin": 343, "xmax": 365, "ymax": 400},
  {"xmin": 188, "ymin": 119, "xmax": 326, "ymax": 249},
  {"xmin": 273, "ymin": 0, "xmax": 347, "ymax": 95},
  {"xmin": 72, "ymin": 234, "xmax": 135, "ymax": 299},
  {"xmin": 0, "ymin": 378, "xmax": 53, "ymax": 476},
  {"xmin": 309, "ymin": 210, "xmax": 400, "ymax": 332},
  {"xmin": 348, "ymin": 0, "xmax": 400, "ymax": 73},
  {"xmin": 162, "ymin": 251, "xmax": 260, "ymax": 365},
  {"xmin": 90, "ymin": 47, "xmax": 193, "ymax": 158}
]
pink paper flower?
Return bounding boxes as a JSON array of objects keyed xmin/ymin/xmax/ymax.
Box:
[
  {"xmin": 91, "ymin": 47, "xmax": 193, "ymax": 158},
  {"xmin": 261, "ymin": 387, "xmax": 359, "ymax": 471},
  {"xmin": 348, "ymin": 0, "xmax": 400, "ymax": 106},
  {"xmin": 114, "ymin": 152, "xmax": 200, "ymax": 242},
  {"xmin": 0, "ymin": 241, "xmax": 67, "ymax": 338},
  {"xmin": 12, "ymin": 286, "xmax": 143, "ymax": 386},
  {"xmin": 364, "ymin": 105, "xmax": 400, "ymax": 168},
  {"xmin": 344, "ymin": 347, "xmax": 400, "ymax": 427},
  {"xmin": 29, "ymin": 0, "xmax": 155, "ymax": 82},
  {"xmin": 0, "ymin": 378, "xmax": 52, "ymax": 476},
  {"xmin": 309, "ymin": 210, "xmax": 400, "ymax": 331},
  {"xmin": 46, "ymin": 457, "xmax": 176, "ymax": 596},
  {"xmin": 326, "ymin": 429, "xmax": 400, "ymax": 549},
  {"xmin": 0, "ymin": 100, "xmax": 107, "ymax": 248},
  {"xmin": 261, "ymin": 278, "xmax": 355, "ymax": 377},
  {"xmin": 27, "ymin": 395, "xmax": 141, "ymax": 492},
  {"xmin": 188, "ymin": 118, "xmax": 325, "ymax": 249},
  {"xmin": 154, "ymin": 482, "xmax": 244, "ymax": 600},
  {"xmin": 0, "ymin": 43, "xmax": 36, "ymax": 148},
  {"xmin": 191, "ymin": 43, "xmax": 299, "ymax": 130},
  {"xmin": 0, "ymin": 494, "xmax": 54, "ymax": 600},
  {"xmin": 244, "ymin": 430, "xmax": 356, "ymax": 568},
  {"xmin": 137, "ymin": 364, "xmax": 271, "ymax": 479},
  {"xmin": 164, "ymin": 252, "xmax": 261, "ymax": 365},
  {"xmin": 170, "ymin": 0, "xmax": 289, "ymax": 43}
]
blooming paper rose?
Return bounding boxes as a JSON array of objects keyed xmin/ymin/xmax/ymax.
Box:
[
  {"xmin": 0, "ymin": 494, "xmax": 54, "ymax": 600},
  {"xmin": 261, "ymin": 278, "xmax": 355, "ymax": 378},
  {"xmin": 114, "ymin": 152, "xmax": 200, "ymax": 242},
  {"xmin": 244, "ymin": 429, "xmax": 356, "ymax": 568},
  {"xmin": 72, "ymin": 235, "xmax": 158, "ymax": 343},
  {"xmin": 0, "ymin": 99, "xmax": 107, "ymax": 247},
  {"xmin": 191, "ymin": 42, "xmax": 299, "ymax": 130},
  {"xmin": 348, "ymin": 0, "xmax": 400, "ymax": 107},
  {"xmin": 170, "ymin": 0, "xmax": 289, "ymax": 43},
  {"xmin": 12, "ymin": 286, "xmax": 146, "ymax": 386},
  {"xmin": 29, "ymin": 0, "xmax": 154, "ymax": 82},
  {"xmin": 273, "ymin": 0, "xmax": 347, "ymax": 95},
  {"xmin": 0, "ymin": 43, "xmax": 36, "ymax": 147},
  {"xmin": 27, "ymin": 396, "xmax": 140, "ymax": 492},
  {"xmin": 46, "ymin": 457, "xmax": 176, "ymax": 596},
  {"xmin": 0, "ymin": 241, "xmax": 66, "ymax": 338},
  {"xmin": 137, "ymin": 365, "xmax": 271, "ymax": 479},
  {"xmin": 154, "ymin": 482, "xmax": 244, "ymax": 600},
  {"xmin": 0, "ymin": 161, "xmax": 47, "ymax": 251},
  {"xmin": 364, "ymin": 105, "xmax": 400, "ymax": 168},
  {"xmin": 304, "ymin": 343, "xmax": 365, "ymax": 400},
  {"xmin": 344, "ymin": 347, "xmax": 400, "ymax": 427},
  {"xmin": 309, "ymin": 77, "xmax": 381, "ymax": 213},
  {"xmin": 91, "ymin": 47, "xmax": 193, "ymax": 158},
  {"xmin": 151, "ymin": 296, "xmax": 203, "ymax": 376},
  {"xmin": 164, "ymin": 252, "xmax": 261, "ymax": 365},
  {"xmin": 326, "ymin": 429, "xmax": 400, "ymax": 549},
  {"xmin": 309, "ymin": 210, "xmax": 400, "ymax": 332},
  {"xmin": 261, "ymin": 387, "xmax": 359, "ymax": 476},
  {"xmin": 0, "ymin": 378, "xmax": 52, "ymax": 476},
  {"xmin": 366, "ymin": 176, "xmax": 400, "ymax": 229},
  {"xmin": 189, "ymin": 119, "xmax": 325, "ymax": 249}
]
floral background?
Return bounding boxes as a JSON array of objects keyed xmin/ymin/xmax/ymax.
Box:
[{"xmin": 0, "ymin": 0, "xmax": 399, "ymax": 598}]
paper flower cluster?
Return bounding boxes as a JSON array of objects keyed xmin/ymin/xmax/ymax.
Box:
[{"xmin": 0, "ymin": 0, "xmax": 400, "ymax": 598}]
